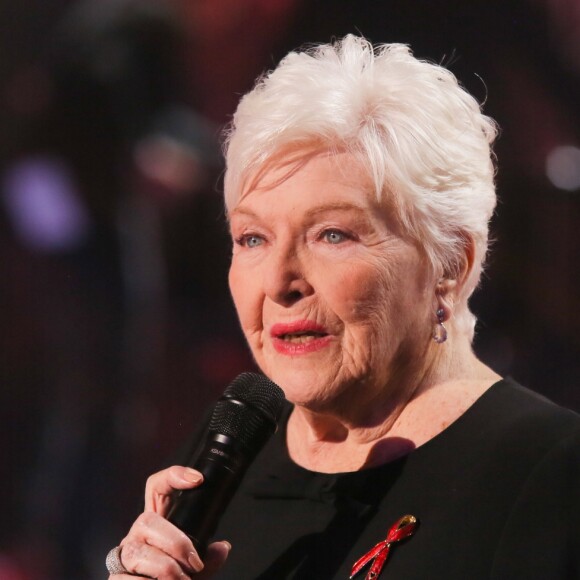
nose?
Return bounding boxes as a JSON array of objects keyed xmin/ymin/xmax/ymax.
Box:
[{"xmin": 263, "ymin": 242, "xmax": 314, "ymax": 307}]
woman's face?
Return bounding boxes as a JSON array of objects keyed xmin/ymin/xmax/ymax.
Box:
[{"xmin": 228, "ymin": 151, "xmax": 435, "ymax": 413}]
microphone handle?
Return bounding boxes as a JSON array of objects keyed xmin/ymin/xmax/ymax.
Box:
[{"xmin": 166, "ymin": 434, "xmax": 249, "ymax": 554}]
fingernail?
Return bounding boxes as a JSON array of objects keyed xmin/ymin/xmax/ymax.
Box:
[
  {"xmin": 222, "ymin": 541, "xmax": 232, "ymax": 553},
  {"xmin": 188, "ymin": 551, "xmax": 204, "ymax": 571},
  {"xmin": 182, "ymin": 468, "xmax": 203, "ymax": 484}
]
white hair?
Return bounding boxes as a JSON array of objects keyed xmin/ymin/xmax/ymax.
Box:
[{"xmin": 223, "ymin": 34, "xmax": 498, "ymax": 339}]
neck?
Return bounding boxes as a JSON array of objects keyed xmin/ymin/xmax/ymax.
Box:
[{"xmin": 286, "ymin": 336, "xmax": 500, "ymax": 473}]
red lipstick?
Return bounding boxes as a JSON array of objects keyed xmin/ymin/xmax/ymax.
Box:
[{"xmin": 270, "ymin": 320, "xmax": 332, "ymax": 355}]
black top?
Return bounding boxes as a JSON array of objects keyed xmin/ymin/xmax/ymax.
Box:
[{"xmin": 178, "ymin": 379, "xmax": 580, "ymax": 579}]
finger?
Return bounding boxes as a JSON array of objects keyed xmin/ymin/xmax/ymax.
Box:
[
  {"xmin": 123, "ymin": 512, "xmax": 204, "ymax": 573},
  {"xmin": 196, "ymin": 541, "xmax": 231, "ymax": 579},
  {"xmin": 145, "ymin": 466, "xmax": 204, "ymax": 514},
  {"xmin": 120, "ymin": 541, "xmax": 193, "ymax": 579}
]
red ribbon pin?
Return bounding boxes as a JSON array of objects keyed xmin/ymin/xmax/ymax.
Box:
[{"xmin": 350, "ymin": 515, "xmax": 418, "ymax": 579}]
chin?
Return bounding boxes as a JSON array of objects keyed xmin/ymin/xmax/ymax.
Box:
[{"xmin": 264, "ymin": 365, "xmax": 348, "ymax": 411}]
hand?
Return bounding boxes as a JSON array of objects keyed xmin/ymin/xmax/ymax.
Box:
[{"xmin": 108, "ymin": 466, "xmax": 231, "ymax": 579}]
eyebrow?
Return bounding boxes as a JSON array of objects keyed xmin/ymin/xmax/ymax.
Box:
[{"xmin": 306, "ymin": 202, "xmax": 370, "ymax": 217}]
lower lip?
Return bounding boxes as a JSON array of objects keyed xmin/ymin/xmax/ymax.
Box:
[{"xmin": 272, "ymin": 335, "xmax": 333, "ymax": 355}]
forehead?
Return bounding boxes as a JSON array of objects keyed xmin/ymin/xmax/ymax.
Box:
[
  {"xmin": 229, "ymin": 149, "xmax": 410, "ymax": 241},
  {"xmin": 234, "ymin": 149, "xmax": 375, "ymax": 210}
]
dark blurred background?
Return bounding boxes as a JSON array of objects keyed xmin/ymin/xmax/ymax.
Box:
[{"xmin": 0, "ymin": 1, "xmax": 578, "ymax": 578}]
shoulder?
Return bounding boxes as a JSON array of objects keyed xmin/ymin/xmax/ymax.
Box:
[
  {"xmin": 422, "ymin": 378, "xmax": 580, "ymax": 525},
  {"xmin": 395, "ymin": 379, "xmax": 580, "ymax": 578},
  {"xmin": 475, "ymin": 378, "xmax": 580, "ymax": 449},
  {"xmin": 482, "ymin": 380, "xmax": 580, "ymax": 578},
  {"xmin": 464, "ymin": 378, "xmax": 580, "ymax": 494}
]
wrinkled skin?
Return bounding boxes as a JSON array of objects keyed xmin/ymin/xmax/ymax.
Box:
[
  {"xmin": 108, "ymin": 466, "xmax": 230, "ymax": 579},
  {"xmin": 228, "ymin": 150, "xmax": 435, "ymax": 422}
]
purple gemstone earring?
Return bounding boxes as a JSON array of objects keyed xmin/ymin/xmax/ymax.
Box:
[{"xmin": 432, "ymin": 308, "xmax": 448, "ymax": 344}]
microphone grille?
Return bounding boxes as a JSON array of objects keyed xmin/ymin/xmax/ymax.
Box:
[
  {"xmin": 222, "ymin": 372, "xmax": 285, "ymax": 424},
  {"xmin": 209, "ymin": 373, "xmax": 286, "ymax": 448}
]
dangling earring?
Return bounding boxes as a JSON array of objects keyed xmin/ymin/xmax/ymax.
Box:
[{"xmin": 432, "ymin": 308, "xmax": 448, "ymax": 344}]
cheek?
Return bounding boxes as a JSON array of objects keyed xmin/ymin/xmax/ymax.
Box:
[
  {"xmin": 329, "ymin": 260, "xmax": 393, "ymax": 325},
  {"xmin": 228, "ymin": 263, "xmax": 251, "ymax": 323},
  {"xmin": 229, "ymin": 261, "xmax": 265, "ymax": 338},
  {"xmin": 329, "ymin": 253, "xmax": 428, "ymax": 347}
]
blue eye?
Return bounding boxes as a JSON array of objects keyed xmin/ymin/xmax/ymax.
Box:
[
  {"xmin": 236, "ymin": 234, "xmax": 264, "ymax": 248},
  {"xmin": 322, "ymin": 229, "xmax": 348, "ymax": 244},
  {"xmin": 246, "ymin": 235, "xmax": 263, "ymax": 248}
]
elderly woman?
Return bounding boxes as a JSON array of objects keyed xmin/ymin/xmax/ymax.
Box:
[{"xmin": 108, "ymin": 35, "xmax": 580, "ymax": 579}]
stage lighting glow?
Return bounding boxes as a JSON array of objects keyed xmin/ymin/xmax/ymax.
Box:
[{"xmin": 545, "ymin": 145, "xmax": 580, "ymax": 192}]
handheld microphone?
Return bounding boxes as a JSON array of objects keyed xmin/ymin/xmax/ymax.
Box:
[{"xmin": 166, "ymin": 372, "xmax": 286, "ymax": 553}]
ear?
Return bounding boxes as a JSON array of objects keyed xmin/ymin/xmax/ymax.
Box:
[{"xmin": 435, "ymin": 233, "xmax": 476, "ymax": 317}]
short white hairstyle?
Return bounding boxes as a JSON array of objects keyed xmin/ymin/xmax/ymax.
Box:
[{"xmin": 223, "ymin": 34, "xmax": 498, "ymax": 338}]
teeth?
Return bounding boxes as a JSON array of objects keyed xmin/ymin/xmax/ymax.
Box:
[{"xmin": 281, "ymin": 332, "xmax": 325, "ymax": 343}]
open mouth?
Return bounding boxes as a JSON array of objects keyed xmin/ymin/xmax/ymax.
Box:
[
  {"xmin": 278, "ymin": 331, "xmax": 328, "ymax": 344},
  {"xmin": 270, "ymin": 321, "xmax": 331, "ymax": 353}
]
